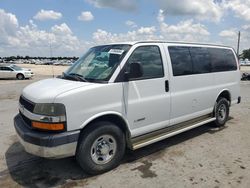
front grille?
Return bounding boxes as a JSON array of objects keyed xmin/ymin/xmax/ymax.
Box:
[
  {"xmin": 19, "ymin": 95, "xmax": 35, "ymax": 112},
  {"xmin": 20, "ymin": 111, "xmax": 32, "ymax": 128}
]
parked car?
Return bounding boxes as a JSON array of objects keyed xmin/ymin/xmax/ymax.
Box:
[
  {"xmin": 245, "ymin": 61, "xmax": 250, "ymax": 66},
  {"xmin": 0, "ymin": 64, "xmax": 34, "ymax": 79},
  {"xmin": 44, "ymin": 61, "xmax": 54, "ymax": 65},
  {"xmin": 53, "ymin": 61, "xmax": 62, "ymax": 66},
  {"xmin": 241, "ymin": 72, "xmax": 250, "ymax": 80},
  {"xmin": 14, "ymin": 41, "xmax": 241, "ymax": 174},
  {"xmin": 240, "ymin": 60, "xmax": 246, "ymax": 66}
]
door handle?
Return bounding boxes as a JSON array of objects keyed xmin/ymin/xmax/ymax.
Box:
[{"xmin": 165, "ymin": 80, "xmax": 169, "ymax": 92}]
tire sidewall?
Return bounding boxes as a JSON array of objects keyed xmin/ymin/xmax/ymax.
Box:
[
  {"xmin": 215, "ymin": 98, "xmax": 229, "ymax": 127},
  {"xmin": 17, "ymin": 74, "xmax": 24, "ymax": 80},
  {"xmin": 76, "ymin": 121, "xmax": 125, "ymax": 175}
]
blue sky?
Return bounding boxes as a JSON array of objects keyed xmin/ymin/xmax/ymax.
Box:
[{"xmin": 0, "ymin": 0, "xmax": 250, "ymax": 57}]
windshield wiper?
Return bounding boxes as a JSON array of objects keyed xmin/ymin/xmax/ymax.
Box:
[
  {"xmin": 68, "ymin": 73, "xmax": 88, "ymax": 82},
  {"xmin": 62, "ymin": 72, "xmax": 87, "ymax": 82}
]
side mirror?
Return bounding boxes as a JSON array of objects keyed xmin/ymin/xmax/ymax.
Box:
[{"xmin": 124, "ymin": 62, "xmax": 143, "ymax": 81}]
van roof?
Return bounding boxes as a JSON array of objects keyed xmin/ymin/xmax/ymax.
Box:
[{"xmin": 106, "ymin": 41, "xmax": 233, "ymax": 49}]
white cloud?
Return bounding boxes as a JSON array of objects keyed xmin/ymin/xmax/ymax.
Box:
[
  {"xmin": 0, "ymin": 9, "xmax": 19, "ymax": 45},
  {"xmin": 156, "ymin": 0, "xmax": 223, "ymax": 22},
  {"xmin": 239, "ymin": 26, "xmax": 250, "ymax": 52},
  {"xmin": 15, "ymin": 22, "xmax": 83, "ymax": 56},
  {"xmin": 92, "ymin": 9, "xmax": 211, "ymax": 45},
  {"xmin": 219, "ymin": 29, "xmax": 238, "ymax": 38},
  {"xmin": 86, "ymin": 0, "xmax": 137, "ymax": 11},
  {"xmin": 51, "ymin": 24, "xmax": 82, "ymax": 52},
  {"xmin": 2, "ymin": 1, "xmax": 250, "ymax": 57},
  {"xmin": 78, "ymin": 11, "xmax": 94, "ymax": 21},
  {"xmin": 242, "ymin": 24, "xmax": 250, "ymax": 30},
  {"xmin": 157, "ymin": 9, "xmax": 210, "ymax": 42},
  {"xmin": 34, "ymin": 9, "xmax": 62, "ymax": 21},
  {"xmin": 218, "ymin": 27, "xmax": 250, "ymax": 52},
  {"xmin": 92, "ymin": 26, "xmax": 158, "ymax": 44},
  {"xmin": 51, "ymin": 23, "xmax": 73, "ymax": 35},
  {"xmin": 222, "ymin": 0, "xmax": 250, "ymax": 21},
  {"xmin": 138, "ymin": 26, "xmax": 156, "ymax": 35},
  {"xmin": 0, "ymin": 10, "xmax": 85, "ymax": 56},
  {"xmin": 125, "ymin": 20, "xmax": 137, "ymax": 28}
]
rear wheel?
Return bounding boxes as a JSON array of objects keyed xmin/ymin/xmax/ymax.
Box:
[
  {"xmin": 76, "ymin": 121, "xmax": 125, "ymax": 175},
  {"xmin": 214, "ymin": 97, "xmax": 229, "ymax": 127},
  {"xmin": 16, "ymin": 73, "xmax": 24, "ymax": 80}
]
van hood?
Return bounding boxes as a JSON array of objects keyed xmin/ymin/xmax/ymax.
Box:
[{"xmin": 22, "ymin": 78, "xmax": 93, "ymax": 103}]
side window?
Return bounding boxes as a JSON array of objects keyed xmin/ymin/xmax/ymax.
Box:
[
  {"xmin": 1, "ymin": 67, "xmax": 12, "ymax": 71},
  {"xmin": 168, "ymin": 46, "xmax": 192, "ymax": 76},
  {"xmin": 223, "ymin": 49, "xmax": 237, "ymax": 71},
  {"xmin": 127, "ymin": 46, "xmax": 164, "ymax": 80},
  {"xmin": 189, "ymin": 47, "xmax": 211, "ymax": 74},
  {"xmin": 208, "ymin": 48, "xmax": 237, "ymax": 72}
]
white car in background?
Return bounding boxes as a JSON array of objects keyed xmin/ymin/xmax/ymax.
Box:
[
  {"xmin": 0, "ymin": 64, "xmax": 34, "ymax": 80},
  {"xmin": 245, "ymin": 61, "xmax": 250, "ymax": 66}
]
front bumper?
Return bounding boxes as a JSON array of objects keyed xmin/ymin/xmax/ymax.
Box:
[
  {"xmin": 24, "ymin": 73, "xmax": 34, "ymax": 78},
  {"xmin": 14, "ymin": 114, "xmax": 80, "ymax": 158}
]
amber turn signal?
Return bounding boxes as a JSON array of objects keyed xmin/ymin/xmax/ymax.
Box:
[{"xmin": 32, "ymin": 121, "xmax": 64, "ymax": 131}]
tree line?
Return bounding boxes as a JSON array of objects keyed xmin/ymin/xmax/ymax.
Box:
[{"xmin": 240, "ymin": 49, "xmax": 250, "ymax": 60}]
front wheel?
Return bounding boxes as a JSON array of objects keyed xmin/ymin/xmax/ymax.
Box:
[
  {"xmin": 214, "ymin": 97, "xmax": 229, "ymax": 127},
  {"xmin": 76, "ymin": 121, "xmax": 125, "ymax": 175},
  {"xmin": 16, "ymin": 73, "xmax": 24, "ymax": 80}
]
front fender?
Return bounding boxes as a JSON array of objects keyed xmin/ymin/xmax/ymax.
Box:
[{"xmin": 79, "ymin": 111, "xmax": 131, "ymax": 134}]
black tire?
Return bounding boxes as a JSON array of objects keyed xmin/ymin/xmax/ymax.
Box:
[
  {"xmin": 16, "ymin": 73, "xmax": 24, "ymax": 80},
  {"xmin": 76, "ymin": 121, "xmax": 125, "ymax": 175},
  {"xmin": 214, "ymin": 97, "xmax": 229, "ymax": 127}
]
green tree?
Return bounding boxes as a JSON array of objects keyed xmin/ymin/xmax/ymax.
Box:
[{"xmin": 241, "ymin": 48, "xmax": 250, "ymax": 60}]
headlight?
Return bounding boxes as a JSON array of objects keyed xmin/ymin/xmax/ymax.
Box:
[
  {"xmin": 32, "ymin": 103, "xmax": 66, "ymax": 131},
  {"xmin": 33, "ymin": 103, "xmax": 66, "ymax": 116}
]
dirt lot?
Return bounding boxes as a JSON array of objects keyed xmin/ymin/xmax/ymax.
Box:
[{"xmin": 0, "ymin": 65, "xmax": 250, "ymax": 188}]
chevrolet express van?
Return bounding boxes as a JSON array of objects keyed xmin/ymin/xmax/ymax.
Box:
[{"xmin": 14, "ymin": 41, "xmax": 241, "ymax": 174}]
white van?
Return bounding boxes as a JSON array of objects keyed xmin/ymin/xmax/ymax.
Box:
[{"xmin": 14, "ymin": 41, "xmax": 241, "ymax": 174}]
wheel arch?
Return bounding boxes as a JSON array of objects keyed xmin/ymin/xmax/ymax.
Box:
[
  {"xmin": 216, "ymin": 89, "xmax": 231, "ymax": 105},
  {"xmin": 16, "ymin": 73, "xmax": 25, "ymax": 79},
  {"xmin": 79, "ymin": 112, "xmax": 131, "ymax": 146},
  {"xmin": 213, "ymin": 89, "xmax": 231, "ymax": 117}
]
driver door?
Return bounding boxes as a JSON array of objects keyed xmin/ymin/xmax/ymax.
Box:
[
  {"xmin": 5, "ymin": 67, "xmax": 15, "ymax": 78},
  {"xmin": 123, "ymin": 44, "xmax": 171, "ymax": 137}
]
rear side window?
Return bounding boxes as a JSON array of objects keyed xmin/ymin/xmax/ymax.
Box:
[
  {"xmin": 127, "ymin": 46, "xmax": 164, "ymax": 79},
  {"xmin": 189, "ymin": 47, "xmax": 211, "ymax": 74},
  {"xmin": 168, "ymin": 46, "xmax": 192, "ymax": 76},
  {"xmin": 208, "ymin": 48, "xmax": 237, "ymax": 72},
  {"xmin": 0, "ymin": 67, "xmax": 12, "ymax": 71},
  {"xmin": 169, "ymin": 46, "xmax": 237, "ymax": 76}
]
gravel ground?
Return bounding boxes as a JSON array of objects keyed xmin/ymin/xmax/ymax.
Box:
[{"xmin": 0, "ymin": 65, "xmax": 249, "ymax": 188}]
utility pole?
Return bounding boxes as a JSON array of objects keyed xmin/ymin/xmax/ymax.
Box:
[{"xmin": 237, "ymin": 31, "xmax": 241, "ymax": 57}]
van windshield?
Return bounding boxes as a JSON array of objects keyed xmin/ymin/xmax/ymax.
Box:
[{"xmin": 63, "ymin": 44, "xmax": 131, "ymax": 82}]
